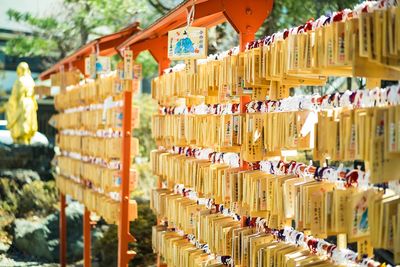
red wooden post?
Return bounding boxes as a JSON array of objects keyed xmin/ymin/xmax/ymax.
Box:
[
  {"xmin": 239, "ymin": 33, "xmax": 254, "ymax": 52},
  {"xmin": 118, "ymin": 89, "xmax": 136, "ymax": 266},
  {"xmin": 83, "ymin": 207, "xmax": 91, "ymax": 267},
  {"xmin": 60, "ymin": 193, "xmax": 67, "ymax": 267}
]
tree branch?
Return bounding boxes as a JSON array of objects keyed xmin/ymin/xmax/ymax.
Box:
[{"xmin": 148, "ymin": 0, "xmax": 171, "ymax": 14}]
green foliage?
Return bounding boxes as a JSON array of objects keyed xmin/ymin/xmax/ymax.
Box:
[
  {"xmin": 93, "ymin": 201, "xmax": 156, "ymax": 267},
  {"xmin": 5, "ymin": 8, "xmax": 76, "ymax": 59},
  {"xmin": 133, "ymin": 93, "xmax": 157, "ymax": 158},
  {"xmin": 18, "ymin": 180, "xmax": 58, "ymax": 217},
  {"xmin": 129, "ymin": 201, "xmax": 157, "ymax": 266},
  {"xmin": 136, "ymin": 51, "xmax": 158, "ymax": 79},
  {"xmin": 3, "ymin": 0, "xmax": 159, "ymax": 60},
  {"xmin": 93, "ymin": 225, "xmax": 118, "ymax": 266},
  {"xmin": 132, "ymin": 162, "xmax": 156, "ymax": 199},
  {"xmin": 6, "ymin": 9, "xmax": 58, "ymax": 29},
  {"xmin": 258, "ymin": 0, "xmax": 362, "ymax": 38},
  {"xmin": 207, "ymin": 22, "xmax": 238, "ymax": 55},
  {"xmin": 3, "ymin": 36, "xmax": 58, "ymax": 58},
  {"xmin": 132, "ymin": 93, "xmax": 157, "ymax": 199},
  {"xmin": 0, "ymin": 178, "xmax": 20, "ymax": 216},
  {"xmin": 147, "ymin": 0, "xmax": 181, "ymax": 14}
]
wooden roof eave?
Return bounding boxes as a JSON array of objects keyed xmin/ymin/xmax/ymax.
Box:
[{"xmin": 39, "ymin": 22, "xmax": 140, "ymax": 80}]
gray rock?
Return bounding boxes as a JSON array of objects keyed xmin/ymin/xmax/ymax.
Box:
[
  {"xmin": 44, "ymin": 201, "xmax": 84, "ymax": 262},
  {"xmin": 13, "ymin": 219, "xmax": 53, "ymax": 261},
  {"xmin": 0, "ymin": 242, "xmax": 10, "ymax": 254},
  {"xmin": 0, "ymin": 144, "xmax": 54, "ymax": 181},
  {"xmin": 12, "ymin": 202, "xmax": 88, "ymax": 262}
]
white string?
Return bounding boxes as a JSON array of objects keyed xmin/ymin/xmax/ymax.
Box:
[{"xmin": 186, "ymin": 0, "xmax": 196, "ymax": 28}]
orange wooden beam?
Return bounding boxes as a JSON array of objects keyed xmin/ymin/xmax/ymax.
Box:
[
  {"xmin": 128, "ymin": 35, "xmax": 170, "ymax": 76},
  {"xmin": 99, "ymin": 35, "xmax": 131, "ymax": 55},
  {"xmin": 120, "ymin": 0, "xmax": 273, "ymax": 74},
  {"xmin": 40, "ymin": 22, "xmax": 140, "ymax": 80},
  {"xmin": 191, "ymin": 0, "xmax": 224, "ymax": 19},
  {"xmin": 59, "ymin": 193, "xmax": 67, "ymax": 267},
  {"xmin": 71, "ymin": 57, "xmax": 86, "ymax": 74},
  {"xmin": 83, "ymin": 207, "xmax": 91, "ymax": 267},
  {"xmin": 192, "ymin": 12, "xmax": 226, "ymax": 29},
  {"xmin": 129, "ymin": 39, "xmax": 156, "ymax": 56},
  {"xmin": 117, "ymin": 0, "xmax": 218, "ymax": 50},
  {"xmin": 148, "ymin": 36, "xmax": 170, "ymax": 76}
]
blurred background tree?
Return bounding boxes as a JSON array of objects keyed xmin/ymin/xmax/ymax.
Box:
[
  {"xmin": 134, "ymin": 94, "xmax": 157, "ymax": 159},
  {"xmin": 4, "ymin": 0, "xmax": 154, "ymax": 60},
  {"xmin": 259, "ymin": 0, "xmax": 360, "ymax": 37}
]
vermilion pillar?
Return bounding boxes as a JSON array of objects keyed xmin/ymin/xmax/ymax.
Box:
[
  {"xmin": 60, "ymin": 193, "xmax": 67, "ymax": 267},
  {"xmin": 83, "ymin": 207, "xmax": 91, "ymax": 267},
  {"xmin": 118, "ymin": 89, "xmax": 136, "ymax": 267}
]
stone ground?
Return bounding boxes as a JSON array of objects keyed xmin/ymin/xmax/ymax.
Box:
[
  {"xmin": 0, "ymin": 253, "xmax": 58, "ymax": 266},
  {"xmin": 0, "ymin": 255, "xmax": 99, "ymax": 267},
  {"xmin": 0, "ymin": 258, "xmax": 58, "ymax": 267}
]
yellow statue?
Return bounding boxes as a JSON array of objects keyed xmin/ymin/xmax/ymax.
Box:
[{"xmin": 0, "ymin": 62, "xmax": 38, "ymax": 144}]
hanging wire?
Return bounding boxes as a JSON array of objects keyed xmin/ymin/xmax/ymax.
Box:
[{"xmin": 186, "ymin": 0, "xmax": 196, "ymax": 28}]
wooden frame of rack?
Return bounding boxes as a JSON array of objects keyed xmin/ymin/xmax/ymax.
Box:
[
  {"xmin": 116, "ymin": 0, "xmax": 274, "ymax": 265},
  {"xmin": 40, "ymin": 1, "xmax": 274, "ymax": 265},
  {"xmin": 39, "ymin": 23, "xmax": 140, "ymax": 267}
]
